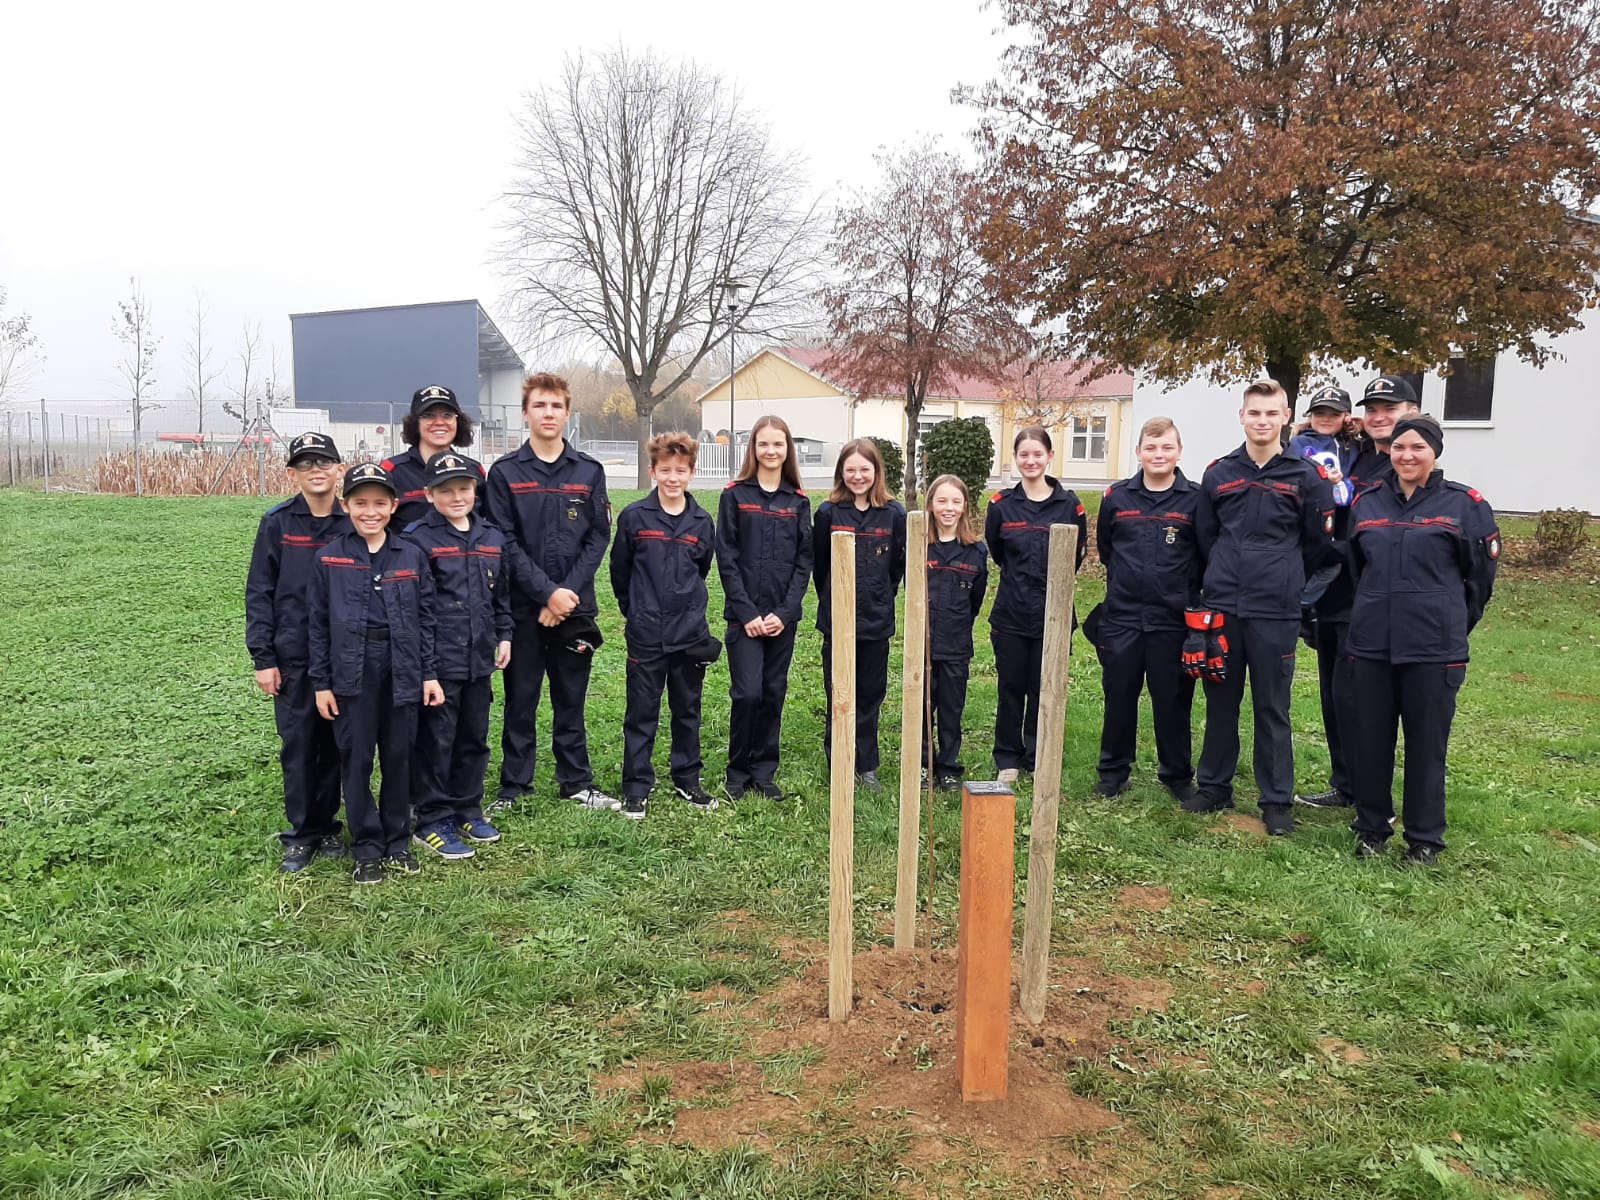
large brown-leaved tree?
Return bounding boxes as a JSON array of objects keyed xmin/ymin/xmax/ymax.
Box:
[
  {"xmin": 821, "ymin": 142, "xmax": 1025, "ymax": 504},
  {"xmin": 967, "ymin": 0, "xmax": 1600, "ymax": 404}
]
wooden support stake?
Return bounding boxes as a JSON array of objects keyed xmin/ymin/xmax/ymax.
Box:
[
  {"xmin": 894, "ymin": 509, "xmax": 929, "ymax": 951},
  {"xmin": 955, "ymin": 780, "xmax": 1017, "ymax": 1101},
  {"xmin": 1019, "ymin": 524, "xmax": 1079, "ymax": 1025},
  {"xmin": 829, "ymin": 530, "xmax": 857, "ymax": 1022}
]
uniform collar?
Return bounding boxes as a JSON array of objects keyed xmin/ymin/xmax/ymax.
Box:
[
  {"xmin": 1009, "ymin": 476, "xmax": 1067, "ymax": 501},
  {"xmin": 1124, "ymin": 467, "xmax": 1190, "ymax": 498},
  {"xmin": 643, "ymin": 488, "xmax": 699, "ymax": 516},
  {"xmin": 1227, "ymin": 442, "xmax": 1288, "ymax": 470},
  {"xmin": 738, "ymin": 473, "xmax": 796, "ymax": 496},
  {"xmin": 1387, "ymin": 468, "xmax": 1445, "ymax": 500},
  {"xmin": 516, "ymin": 438, "xmax": 576, "ymax": 467}
]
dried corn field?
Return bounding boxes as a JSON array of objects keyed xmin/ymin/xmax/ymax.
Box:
[{"xmin": 94, "ymin": 448, "xmax": 303, "ymax": 496}]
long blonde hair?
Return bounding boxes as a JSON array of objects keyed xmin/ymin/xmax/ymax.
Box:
[{"xmin": 925, "ymin": 474, "xmax": 979, "ymax": 545}]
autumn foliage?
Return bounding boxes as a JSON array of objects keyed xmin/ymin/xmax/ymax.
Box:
[{"xmin": 968, "ymin": 0, "xmax": 1600, "ymax": 403}]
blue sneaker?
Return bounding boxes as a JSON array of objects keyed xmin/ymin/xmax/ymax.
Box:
[
  {"xmin": 412, "ymin": 822, "xmax": 475, "ymax": 860},
  {"xmin": 459, "ymin": 816, "xmax": 501, "ymax": 843}
]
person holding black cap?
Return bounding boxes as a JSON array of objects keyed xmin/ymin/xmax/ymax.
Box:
[
  {"xmin": 384, "ymin": 385, "xmax": 481, "ymax": 527},
  {"xmin": 309, "ymin": 462, "xmax": 445, "ymax": 883},
  {"xmin": 1344, "ymin": 415, "xmax": 1499, "ymax": 866},
  {"xmin": 246, "ymin": 432, "xmax": 351, "ymax": 872},
  {"xmin": 403, "ymin": 452, "xmax": 518, "ymax": 860}
]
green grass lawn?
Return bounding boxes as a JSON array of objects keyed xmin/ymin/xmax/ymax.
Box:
[{"xmin": 1, "ymin": 489, "xmax": 1597, "ymax": 1200}]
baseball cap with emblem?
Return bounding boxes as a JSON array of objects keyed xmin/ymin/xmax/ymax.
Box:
[
  {"xmin": 1360, "ymin": 374, "xmax": 1419, "ymax": 406},
  {"xmin": 1303, "ymin": 385, "xmax": 1351, "ymax": 414},
  {"xmin": 424, "ymin": 451, "xmax": 483, "ymax": 487},
  {"xmin": 286, "ymin": 431, "xmax": 340, "ymax": 465},
  {"xmin": 411, "ymin": 385, "xmax": 464, "ymax": 418},
  {"xmin": 341, "ymin": 461, "xmax": 398, "ymax": 498}
]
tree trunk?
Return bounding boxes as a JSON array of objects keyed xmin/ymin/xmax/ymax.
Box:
[
  {"xmin": 1264, "ymin": 353, "xmax": 1303, "ymax": 412},
  {"xmin": 903, "ymin": 393, "xmax": 923, "ymax": 506},
  {"xmin": 633, "ymin": 407, "xmax": 653, "ymax": 490}
]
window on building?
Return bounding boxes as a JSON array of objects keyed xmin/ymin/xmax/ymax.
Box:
[
  {"xmin": 917, "ymin": 414, "xmax": 949, "ymax": 439},
  {"xmin": 1395, "ymin": 370, "xmax": 1426, "ymax": 407},
  {"xmin": 1443, "ymin": 356, "xmax": 1495, "ymax": 422},
  {"xmin": 1070, "ymin": 413, "xmax": 1107, "ymax": 461}
]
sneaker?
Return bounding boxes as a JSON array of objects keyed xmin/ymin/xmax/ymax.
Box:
[
  {"xmin": 1354, "ymin": 837, "xmax": 1387, "ymax": 859},
  {"xmin": 754, "ymin": 782, "xmax": 789, "ymax": 801},
  {"xmin": 1181, "ymin": 787, "xmax": 1233, "ymax": 814},
  {"xmin": 996, "ymin": 768, "xmax": 1020, "ymax": 785},
  {"xmin": 383, "ymin": 851, "xmax": 423, "ymax": 875},
  {"xmin": 724, "ymin": 781, "xmax": 752, "ymax": 803},
  {"xmin": 856, "ymin": 770, "xmax": 881, "ymax": 792},
  {"xmin": 316, "ymin": 835, "xmax": 347, "ymax": 859},
  {"xmin": 621, "ymin": 795, "xmax": 649, "ymax": 820},
  {"xmin": 1095, "ymin": 777, "xmax": 1131, "ymax": 799},
  {"xmin": 935, "ymin": 773, "xmax": 962, "ymax": 793},
  {"xmin": 1294, "ymin": 787, "xmax": 1353, "ymax": 808},
  {"xmin": 488, "ymin": 794, "xmax": 517, "ymax": 814},
  {"xmin": 1163, "ymin": 781, "xmax": 1199, "ymax": 805},
  {"xmin": 458, "ymin": 817, "xmax": 501, "ymax": 843},
  {"xmin": 1401, "ymin": 843, "xmax": 1442, "ymax": 867},
  {"xmin": 352, "ymin": 859, "xmax": 384, "ymax": 885},
  {"xmin": 413, "ymin": 823, "xmax": 475, "ymax": 860},
  {"xmin": 674, "ymin": 783, "xmax": 720, "ymax": 811},
  {"xmin": 566, "ymin": 787, "xmax": 622, "ymax": 811},
  {"xmin": 1262, "ymin": 806, "xmax": 1296, "ymax": 836},
  {"xmin": 280, "ymin": 843, "xmax": 317, "ymax": 873}
]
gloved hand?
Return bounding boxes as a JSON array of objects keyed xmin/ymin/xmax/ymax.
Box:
[
  {"xmin": 1182, "ymin": 608, "xmax": 1210, "ymax": 679},
  {"xmin": 1203, "ymin": 612, "xmax": 1229, "ymax": 684}
]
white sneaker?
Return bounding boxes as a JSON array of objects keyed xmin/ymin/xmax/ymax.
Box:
[
  {"xmin": 997, "ymin": 768, "xmax": 1020, "ymax": 785},
  {"xmin": 565, "ymin": 787, "xmax": 622, "ymax": 811}
]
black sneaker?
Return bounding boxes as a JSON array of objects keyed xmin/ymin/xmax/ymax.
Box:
[
  {"xmin": 316, "ymin": 835, "xmax": 347, "ymax": 859},
  {"xmin": 724, "ymin": 781, "xmax": 752, "ymax": 803},
  {"xmin": 857, "ymin": 770, "xmax": 881, "ymax": 792},
  {"xmin": 352, "ymin": 859, "xmax": 384, "ymax": 885},
  {"xmin": 280, "ymin": 843, "xmax": 316, "ymax": 873},
  {"xmin": 1182, "ymin": 787, "xmax": 1232, "ymax": 814},
  {"xmin": 1294, "ymin": 787, "xmax": 1353, "ymax": 808},
  {"xmin": 1164, "ymin": 781, "xmax": 1199, "ymax": 805},
  {"xmin": 621, "ymin": 795, "xmax": 649, "ymax": 820},
  {"xmin": 1401, "ymin": 843, "xmax": 1442, "ymax": 867},
  {"xmin": 1354, "ymin": 837, "xmax": 1387, "ymax": 859},
  {"xmin": 935, "ymin": 773, "xmax": 962, "ymax": 793},
  {"xmin": 755, "ymin": 782, "xmax": 789, "ymax": 801},
  {"xmin": 383, "ymin": 851, "xmax": 422, "ymax": 875},
  {"xmin": 1095, "ymin": 777, "xmax": 1131, "ymax": 799},
  {"xmin": 675, "ymin": 783, "xmax": 720, "ymax": 811},
  {"xmin": 1262, "ymin": 806, "xmax": 1296, "ymax": 837}
]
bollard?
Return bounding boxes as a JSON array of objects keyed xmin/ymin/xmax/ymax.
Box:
[{"xmin": 955, "ymin": 779, "xmax": 1016, "ymax": 1102}]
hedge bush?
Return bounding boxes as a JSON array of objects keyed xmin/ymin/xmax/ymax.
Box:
[
  {"xmin": 1533, "ymin": 508, "xmax": 1591, "ymax": 566},
  {"xmin": 869, "ymin": 436, "xmax": 905, "ymax": 497},
  {"xmin": 921, "ymin": 416, "xmax": 995, "ymax": 504}
]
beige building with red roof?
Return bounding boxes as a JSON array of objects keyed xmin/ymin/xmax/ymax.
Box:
[{"xmin": 695, "ymin": 346, "xmax": 1137, "ymax": 485}]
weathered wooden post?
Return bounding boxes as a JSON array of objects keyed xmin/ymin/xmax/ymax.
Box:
[
  {"xmin": 894, "ymin": 509, "xmax": 929, "ymax": 950},
  {"xmin": 954, "ymin": 780, "xmax": 1017, "ymax": 1101},
  {"xmin": 829, "ymin": 529, "xmax": 857, "ymax": 1022}
]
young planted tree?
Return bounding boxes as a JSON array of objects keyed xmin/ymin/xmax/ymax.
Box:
[
  {"xmin": 501, "ymin": 46, "xmax": 821, "ymax": 486},
  {"xmin": 0, "ymin": 287, "xmax": 43, "ymax": 413},
  {"xmin": 184, "ymin": 293, "xmax": 221, "ymax": 437},
  {"xmin": 113, "ymin": 278, "xmax": 160, "ymax": 497},
  {"xmin": 968, "ymin": 0, "xmax": 1600, "ymax": 405},
  {"xmin": 821, "ymin": 142, "xmax": 1025, "ymax": 505}
]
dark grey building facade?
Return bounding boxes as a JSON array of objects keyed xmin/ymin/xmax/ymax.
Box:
[{"xmin": 289, "ymin": 300, "xmax": 524, "ymax": 425}]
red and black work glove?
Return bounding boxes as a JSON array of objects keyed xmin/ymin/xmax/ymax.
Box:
[
  {"xmin": 1182, "ymin": 608, "xmax": 1210, "ymax": 680},
  {"xmin": 1203, "ymin": 612, "xmax": 1229, "ymax": 684}
]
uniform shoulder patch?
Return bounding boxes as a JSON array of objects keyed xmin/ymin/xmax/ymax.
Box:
[
  {"xmin": 796, "ymin": 486, "xmax": 807, "ymax": 496},
  {"xmin": 1076, "ymin": 501, "xmax": 1086, "ymax": 515},
  {"xmin": 1486, "ymin": 531, "xmax": 1502, "ymax": 559},
  {"xmin": 990, "ymin": 491, "xmax": 1004, "ymax": 503},
  {"xmin": 724, "ymin": 479, "xmax": 739, "ymax": 489},
  {"xmin": 380, "ymin": 458, "xmax": 396, "ymax": 471},
  {"xmin": 1103, "ymin": 484, "xmax": 1114, "ymax": 497}
]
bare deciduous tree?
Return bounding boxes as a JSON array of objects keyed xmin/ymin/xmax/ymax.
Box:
[
  {"xmin": 230, "ymin": 321, "xmax": 262, "ymax": 432},
  {"xmin": 0, "ymin": 286, "xmax": 43, "ymax": 412},
  {"xmin": 113, "ymin": 278, "xmax": 160, "ymax": 497},
  {"xmin": 501, "ymin": 46, "xmax": 821, "ymax": 484},
  {"xmin": 184, "ymin": 292, "xmax": 221, "ymax": 437}
]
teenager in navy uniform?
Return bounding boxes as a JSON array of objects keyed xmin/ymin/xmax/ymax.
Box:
[
  {"xmin": 715, "ymin": 415, "xmax": 813, "ymax": 802},
  {"xmin": 404, "ymin": 452, "xmax": 516, "ymax": 860},
  {"xmin": 483, "ymin": 372, "xmax": 620, "ymax": 811},
  {"xmin": 1088, "ymin": 417, "xmax": 1201, "ymax": 802},
  {"xmin": 1344, "ymin": 416, "xmax": 1498, "ymax": 865},
  {"xmin": 921, "ymin": 474, "xmax": 988, "ymax": 792},
  {"xmin": 308, "ymin": 462, "xmax": 444, "ymax": 883},
  {"xmin": 984, "ymin": 425, "xmax": 1088, "ymax": 785},
  {"xmin": 246, "ymin": 433, "xmax": 351, "ymax": 872},
  {"xmin": 609, "ymin": 433, "xmax": 721, "ymax": 818},
  {"xmin": 383, "ymin": 385, "xmax": 481, "ymax": 528},
  {"xmin": 1190, "ymin": 379, "xmax": 1335, "ymax": 836},
  {"xmin": 813, "ymin": 438, "xmax": 907, "ymax": 791},
  {"xmin": 1346, "ymin": 374, "xmax": 1421, "ymax": 490}
]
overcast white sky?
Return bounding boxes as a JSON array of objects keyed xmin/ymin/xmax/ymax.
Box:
[{"xmin": 0, "ymin": 0, "xmax": 1008, "ymax": 412}]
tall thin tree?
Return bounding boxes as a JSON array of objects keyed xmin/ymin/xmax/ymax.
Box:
[
  {"xmin": 113, "ymin": 278, "xmax": 160, "ymax": 497},
  {"xmin": 184, "ymin": 293, "xmax": 221, "ymax": 438}
]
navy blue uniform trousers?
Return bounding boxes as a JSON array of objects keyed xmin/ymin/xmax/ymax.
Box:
[
  {"xmin": 622, "ymin": 648, "xmax": 706, "ymax": 798},
  {"xmin": 1197, "ymin": 616, "xmax": 1298, "ymax": 808},
  {"xmin": 334, "ymin": 637, "xmax": 418, "ymax": 861},
  {"xmin": 275, "ymin": 667, "xmax": 342, "ymax": 847},
  {"xmin": 1314, "ymin": 618, "xmax": 1354, "ymax": 799},
  {"xmin": 991, "ymin": 630, "xmax": 1044, "ymax": 773},
  {"xmin": 498, "ymin": 618, "xmax": 595, "ymax": 799},
  {"xmin": 1344, "ymin": 658, "xmax": 1462, "ymax": 849},
  {"xmin": 920, "ymin": 658, "xmax": 971, "ymax": 775},
  {"xmin": 1095, "ymin": 626, "xmax": 1194, "ymax": 790},
  {"xmin": 822, "ymin": 637, "xmax": 891, "ymax": 774},
  {"xmin": 725, "ymin": 625, "xmax": 798, "ymax": 791},
  {"xmin": 414, "ymin": 676, "xmax": 493, "ymax": 827}
]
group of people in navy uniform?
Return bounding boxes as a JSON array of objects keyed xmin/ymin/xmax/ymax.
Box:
[{"xmin": 246, "ymin": 370, "xmax": 1497, "ymax": 883}]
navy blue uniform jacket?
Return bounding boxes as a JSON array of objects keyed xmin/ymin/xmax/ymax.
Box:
[
  {"xmin": 402, "ymin": 511, "xmax": 517, "ymax": 681},
  {"xmin": 308, "ymin": 531, "xmax": 438, "ymax": 703},
  {"xmin": 381, "ymin": 445, "xmax": 485, "ymax": 528},
  {"xmin": 610, "ymin": 491, "xmax": 715, "ymax": 653},
  {"xmin": 715, "ymin": 477, "xmax": 813, "ymax": 628},
  {"xmin": 1197, "ymin": 446, "xmax": 1336, "ymax": 620},
  {"xmin": 245, "ymin": 496, "xmax": 351, "ymax": 670},
  {"xmin": 1097, "ymin": 470, "xmax": 1202, "ymax": 632},
  {"xmin": 1346, "ymin": 472, "xmax": 1499, "ymax": 664},
  {"xmin": 926, "ymin": 538, "xmax": 989, "ymax": 661},
  {"xmin": 483, "ymin": 440, "xmax": 611, "ymax": 623},
  {"xmin": 984, "ymin": 479, "xmax": 1088, "ymax": 637},
  {"xmin": 813, "ymin": 499, "xmax": 907, "ymax": 642}
]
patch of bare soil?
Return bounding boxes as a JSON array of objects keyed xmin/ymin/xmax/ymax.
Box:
[
  {"xmin": 598, "ymin": 944, "xmax": 1172, "ymax": 1183},
  {"xmin": 1316, "ymin": 1037, "xmax": 1369, "ymax": 1065},
  {"xmin": 1117, "ymin": 885, "xmax": 1171, "ymax": 912},
  {"xmin": 1210, "ymin": 811, "xmax": 1267, "ymax": 838}
]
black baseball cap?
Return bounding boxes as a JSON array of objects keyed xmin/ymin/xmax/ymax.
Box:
[
  {"xmin": 341, "ymin": 461, "xmax": 398, "ymax": 498},
  {"xmin": 285, "ymin": 431, "xmax": 340, "ymax": 465},
  {"xmin": 1361, "ymin": 375, "xmax": 1419, "ymax": 406},
  {"xmin": 424, "ymin": 451, "xmax": 483, "ymax": 487},
  {"xmin": 1304, "ymin": 385, "xmax": 1351, "ymax": 414},
  {"xmin": 411, "ymin": 385, "xmax": 463, "ymax": 418}
]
